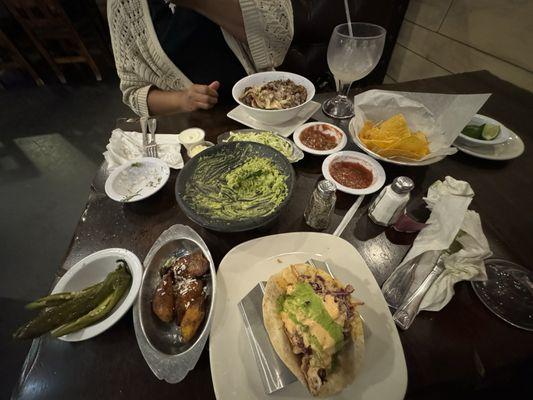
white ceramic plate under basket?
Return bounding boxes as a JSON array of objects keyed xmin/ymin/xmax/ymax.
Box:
[
  {"xmin": 52, "ymin": 248, "xmax": 143, "ymax": 342},
  {"xmin": 209, "ymin": 232, "xmax": 407, "ymax": 400},
  {"xmin": 349, "ymin": 118, "xmax": 447, "ymax": 166},
  {"xmin": 322, "ymin": 151, "xmax": 386, "ymax": 195},
  {"xmin": 105, "ymin": 157, "xmax": 170, "ymax": 202}
]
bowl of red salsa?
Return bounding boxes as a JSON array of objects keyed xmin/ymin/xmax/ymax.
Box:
[
  {"xmin": 293, "ymin": 122, "xmax": 347, "ymax": 155},
  {"xmin": 322, "ymin": 151, "xmax": 386, "ymax": 195}
]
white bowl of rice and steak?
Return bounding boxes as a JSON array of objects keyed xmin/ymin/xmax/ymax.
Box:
[{"xmin": 232, "ymin": 71, "xmax": 316, "ymax": 125}]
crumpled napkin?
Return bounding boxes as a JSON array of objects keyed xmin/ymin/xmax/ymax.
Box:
[
  {"xmin": 103, "ymin": 129, "xmax": 184, "ymax": 170},
  {"xmin": 382, "ymin": 176, "xmax": 492, "ymax": 311}
]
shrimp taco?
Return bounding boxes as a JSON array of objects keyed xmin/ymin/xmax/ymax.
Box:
[{"xmin": 262, "ymin": 263, "xmax": 364, "ymax": 397}]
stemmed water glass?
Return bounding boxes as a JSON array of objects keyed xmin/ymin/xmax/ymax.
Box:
[{"xmin": 322, "ymin": 23, "xmax": 386, "ymax": 119}]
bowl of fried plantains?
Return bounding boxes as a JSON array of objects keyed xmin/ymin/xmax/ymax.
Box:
[{"xmin": 133, "ymin": 224, "xmax": 216, "ymax": 383}]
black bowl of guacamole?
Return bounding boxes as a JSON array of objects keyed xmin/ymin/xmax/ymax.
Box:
[{"xmin": 176, "ymin": 142, "xmax": 295, "ymax": 232}]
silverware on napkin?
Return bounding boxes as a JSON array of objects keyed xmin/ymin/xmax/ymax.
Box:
[{"xmin": 393, "ymin": 253, "xmax": 446, "ymax": 330}]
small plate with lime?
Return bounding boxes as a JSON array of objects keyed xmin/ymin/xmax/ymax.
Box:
[{"xmin": 457, "ymin": 114, "xmax": 509, "ymax": 145}]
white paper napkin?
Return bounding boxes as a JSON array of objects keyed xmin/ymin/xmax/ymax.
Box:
[
  {"xmin": 352, "ymin": 90, "xmax": 491, "ymax": 161},
  {"xmin": 382, "ymin": 176, "xmax": 492, "ymax": 311},
  {"xmin": 103, "ymin": 129, "xmax": 184, "ymax": 170}
]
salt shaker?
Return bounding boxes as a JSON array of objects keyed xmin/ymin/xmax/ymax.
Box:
[
  {"xmin": 304, "ymin": 180, "xmax": 337, "ymax": 230},
  {"xmin": 368, "ymin": 176, "xmax": 414, "ymax": 226}
]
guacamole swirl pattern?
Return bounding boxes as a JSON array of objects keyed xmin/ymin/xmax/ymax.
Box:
[{"xmin": 184, "ymin": 146, "xmax": 289, "ymax": 221}]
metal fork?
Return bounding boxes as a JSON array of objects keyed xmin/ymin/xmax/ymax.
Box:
[{"xmin": 146, "ymin": 118, "xmax": 158, "ymax": 158}]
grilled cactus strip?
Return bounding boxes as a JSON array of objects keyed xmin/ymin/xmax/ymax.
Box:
[
  {"xmin": 25, "ymin": 282, "xmax": 105, "ymax": 310},
  {"xmin": 13, "ymin": 261, "xmax": 130, "ymax": 339},
  {"xmin": 51, "ymin": 269, "xmax": 131, "ymax": 337}
]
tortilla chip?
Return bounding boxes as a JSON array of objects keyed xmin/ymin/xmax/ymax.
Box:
[{"xmin": 357, "ymin": 113, "xmax": 430, "ymax": 160}]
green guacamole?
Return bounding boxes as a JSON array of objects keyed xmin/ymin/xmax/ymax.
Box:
[
  {"xmin": 281, "ymin": 282, "xmax": 344, "ymax": 352},
  {"xmin": 185, "ymin": 153, "xmax": 288, "ymax": 221}
]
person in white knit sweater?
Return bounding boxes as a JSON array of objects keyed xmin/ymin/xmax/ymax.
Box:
[{"xmin": 108, "ymin": 0, "xmax": 294, "ymax": 116}]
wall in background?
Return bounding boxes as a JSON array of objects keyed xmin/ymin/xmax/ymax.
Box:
[{"xmin": 385, "ymin": 0, "xmax": 533, "ymax": 92}]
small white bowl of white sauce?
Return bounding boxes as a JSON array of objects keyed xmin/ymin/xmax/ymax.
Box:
[{"xmin": 178, "ymin": 128, "xmax": 205, "ymax": 150}]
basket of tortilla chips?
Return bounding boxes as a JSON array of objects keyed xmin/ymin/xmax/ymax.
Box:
[{"xmin": 349, "ymin": 90, "xmax": 490, "ymax": 166}]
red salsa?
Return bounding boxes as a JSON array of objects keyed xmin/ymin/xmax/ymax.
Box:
[
  {"xmin": 329, "ymin": 161, "xmax": 373, "ymax": 189},
  {"xmin": 300, "ymin": 124, "xmax": 339, "ymax": 150}
]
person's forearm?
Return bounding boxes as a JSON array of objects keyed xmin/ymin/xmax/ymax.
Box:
[
  {"xmin": 175, "ymin": 0, "xmax": 246, "ymax": 42},
  {"xmin": 147, "ymin": 88, "xmax": 183, "ymax": 116}
]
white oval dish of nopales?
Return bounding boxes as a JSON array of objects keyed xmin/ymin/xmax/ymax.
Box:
[
  {"xmin": 322, "ymin": 151, "xmax": 386, "ymax": 195},
  {"xmin": 52, "ymin": 248, "xmax": 143, "ymax": 342},
  {"xmin": 293, "ymin": 121, "xmax": 347, "ymax": 155},
  {"xmin": 105, "ymin": 157, "xmax": 170, "ymax": 203}
]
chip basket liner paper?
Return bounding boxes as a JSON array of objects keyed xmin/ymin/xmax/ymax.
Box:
[
  {"xmin": 132, "ymin": 224, "xmax": 216, "ymax": 383},
  {"xmin": 351, "ymin": 90, "xmax": 491, "ymax": 161}
]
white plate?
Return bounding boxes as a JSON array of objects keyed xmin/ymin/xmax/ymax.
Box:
[
  {"xmin": 105, "ymin": 157, "xmax": 170, "ymax": 202},
  {"xmin": 227, "ymin": 101, "xmax": 321, "ymax": 138},
  {"xmin": 454, "ymin": 129, "xmax": 524, "ymax": 160},
  {"xmin": 52, "ymin": 248, "xmax": 143, "ymax": 342},
  {"xmin": 293, "ymin": 122, "xmax": 347, "ymax": 155},
  {"xmin": 349, "ymin": 118, "xmax": 448, "ymax": 166},
  {"xmin": 322, "ymin": 151, "xmax": 386, "ymax": 195},
  {"xmin": 457, "ymin": 114, "xmax": 510, "ymax": 145},
  {"xmin": 209, "ymin": 232, "xmax": 407, "ymax": 400}
]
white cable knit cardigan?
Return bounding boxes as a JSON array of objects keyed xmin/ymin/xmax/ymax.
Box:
[{"xmin": 107, "ymin": 0, "xmax": 294, "ymax": 116}]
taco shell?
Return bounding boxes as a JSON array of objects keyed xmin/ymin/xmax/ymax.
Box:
[{"xmin": 262, "ymin": 264, "xmax": 365, "ymax": 397}]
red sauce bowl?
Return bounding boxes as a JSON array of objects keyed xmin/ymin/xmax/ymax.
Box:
[
  {"xmin": 294, "ymin": 122, "xmax": 347, "ymax": 155},
  {"xmin": 322, "ymin": 151, "xmax": 386, "ymax": 195}
]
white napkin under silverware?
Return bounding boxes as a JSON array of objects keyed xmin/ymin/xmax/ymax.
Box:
[
  {"xmin": 103, "ymin": 129, "xmax": 184, "ymax": 170},
  {"xmin": 382, "ymin": 176, "xmax": 492, "ymax": 312}
]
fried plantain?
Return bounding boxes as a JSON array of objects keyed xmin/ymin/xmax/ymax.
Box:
[
  {"xmin": 174, "ymin": 278, "xmax": 204, "ymax": 325},
  {"xmin": 152, "ymin": 271, "xmax": 175, "ymax": 323},
  {"xmin": 180, "ymin": 296, "xmax": 206, "ymax": 343}
]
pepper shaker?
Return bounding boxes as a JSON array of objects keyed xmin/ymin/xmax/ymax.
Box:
[
  {"xmin": 304, "ymin": 180, "xmax": 337, "ymax": 230},
  {"xmin": 368, "ymin": 176, "xmax": 414, "ymax": 226}
]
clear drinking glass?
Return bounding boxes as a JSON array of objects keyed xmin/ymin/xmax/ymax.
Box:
[{"xmin": 322, "ymin": 23, "xmax": 386, "ymax": 119}]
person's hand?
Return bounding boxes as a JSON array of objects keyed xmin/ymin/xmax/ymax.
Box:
[{"xmin": 178, "ymin": 81, "xmax": 220, "ymax": 112}]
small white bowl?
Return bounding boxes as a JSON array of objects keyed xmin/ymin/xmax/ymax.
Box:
[
  {"xmin": 187, "ymin": 141, "xmax": 215, "ymax": 158},
  {"xmin": 178, "ymin": 128, "xmax": 206, "ymax": 150},
  {"xmin": 232, "ymin": 71, "xmax": 315, "ymax": 125},
  {"xmin": 322, "ymin": 151, "xmax": 386, "ymax": 195},
  {"xmin": 457, "ymin": 114, "xmax": 510, "ymax": 146},
  {"xmin": 52, "ymin": 248, "xmax": 143, "ymax": 342},
  {"xmin": 105, "ymin": 157, "xmax": 170, "ymax": 203},
  {"xmin": 293, "ymin": 122, "xmax": 347, "ymax": 155}
]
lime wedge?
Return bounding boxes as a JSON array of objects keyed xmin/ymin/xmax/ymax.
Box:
[
  {"xmin": 481, "ymin": 123, "xmax": 501, "ymax": 140},
  {"xmin": 462, "ymin": 124, "xmax": 484, "ymax": 139}
]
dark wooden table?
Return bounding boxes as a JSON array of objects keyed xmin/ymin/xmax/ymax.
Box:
[{"xmin": 12, "ymin": 71, "xmax": 533, "ymax": 399}]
